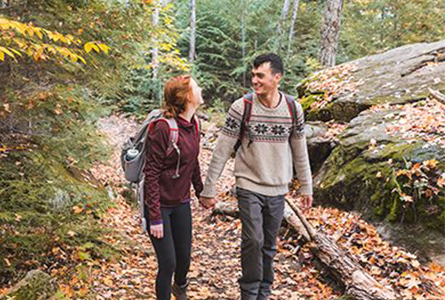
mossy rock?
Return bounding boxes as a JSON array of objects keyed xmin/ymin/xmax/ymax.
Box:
[
  {"xmin": 297, "ymin": 39, "xmax": 445, "ymax": 122},
  {"xmin": 1, "ymin": 270, "xmax": 58, "ymax": 300},
  {"xmin": 313, "ymin": 106, "xmax": 445, "ymax": 262}
]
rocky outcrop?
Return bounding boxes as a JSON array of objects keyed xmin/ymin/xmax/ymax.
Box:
[
  {"xmin": 298, "ymin": 40, "xmax": 445, "ymax": 122},
  {"xmin": 299, "ymin": 40, "xmax": 445, "ymax": 264}
]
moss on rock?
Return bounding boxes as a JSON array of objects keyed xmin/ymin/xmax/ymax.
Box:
[{"xmin": 1, "ymin": 270, "xmax": 58, "ymax": 300}]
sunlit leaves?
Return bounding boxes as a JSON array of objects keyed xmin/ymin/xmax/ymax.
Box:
[{"xmin": 0, "ymin": 17, "xmax": 108, "ymax": 64}]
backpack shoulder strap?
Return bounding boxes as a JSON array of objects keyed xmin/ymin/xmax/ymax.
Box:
[
  {"xmin": 284, "ymin": 94, "xmax": 297, "ymax": 126},
  {"xmin": 147, "ymin": 117, "xmax": 179, "ymax": 154},
  {"xmin": 192, "ymin": 114, "xmax": 200, "ymax": 134},
  {"xmin": 165, "ymin": 118, "xmax": 179, "ymax": 144},
  {"xmin": 233, "ymin": 93, "xmax": 254, "ymax": 154}
]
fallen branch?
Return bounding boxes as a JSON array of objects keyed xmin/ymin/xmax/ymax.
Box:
[
  {"xmin": 213, "ymin": 198, "xmax": 400, "ymax": 300},
  {"xmin": 429, "ymin": 88, "xmax": 445, "ymax": 105},
  {"xmin": 285, "ymin": 199, "xmax": 400, "ymax": 300}
]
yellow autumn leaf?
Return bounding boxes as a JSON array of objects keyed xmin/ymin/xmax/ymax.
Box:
[
  {"xmin": 78, "ymin": 55, "xmax": 86, "ymax": 64},
  {"xmin": 0, "ymin": 46, "xmax": 16, "ymax": 59},
  {"xmin": 72, "ymin": 205, "xmax": 83, "ymax": 214},
  {"xmin": 70, "ymin": 54, "xmax": 78, "ymax": 63},
  {"xmin": 396, "ymin": 169, "xmax": 411, "ymax": 179},
  {"xmin": 35, "ymin": 28, "xmax": 43, "ymax": 39},
  {"xmin": 27, "ymin": 26, "xmax": 35, "ymax": 37},
  {"xmin": 8, "ymin": 48, "xmax": 23, "ymax": 57},
  {"xmin": 92, "ymin": 43, "xmax": 100, "ymax": 53},
  {"xmin": 103, "ymin": 277, "xmax": 113, "ymax": 286},
  {"xmin": 84, "ymin": 42, "xmax": 94, "ymax": 53},
  {"xmin": 423, "ymin": 159, "xmax": 438, "ymax": 170},
  {"xmin": 0, "ymin": 51, "xmax": 4, "ymax": 61},
  {"xmin": 97, "ymin": 43, "xmax": 109, "ymax": 54}
]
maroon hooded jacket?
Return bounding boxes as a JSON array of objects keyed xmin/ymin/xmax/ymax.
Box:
[{"xmin": 143, "ymin": 116, "xmax": 203, "ymax": 225}]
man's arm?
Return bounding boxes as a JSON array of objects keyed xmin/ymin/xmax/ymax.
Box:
[
  {"xmin": 200, "ymin": 99, "xmax": 244, "ymax": 199},
  {"xmin": 290, "ymin": 102, "xmax": 313, "ymax": 210}
]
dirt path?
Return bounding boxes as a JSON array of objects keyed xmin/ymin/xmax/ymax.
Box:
[
  {"xmin": 86, "ymin": 114, "xmax": 444, "ymax": 300},
  {"xmin": 88, "ymin": 114, "xmax": 338, "ymax": 299}
]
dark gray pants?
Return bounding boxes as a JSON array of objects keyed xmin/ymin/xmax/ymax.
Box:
[{"xmin": 236, "ymin": 187, "xmax": 285, "ymax": 300}]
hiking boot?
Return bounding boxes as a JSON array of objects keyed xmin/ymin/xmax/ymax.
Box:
[{"xmin": 172, "ymin": 280, "xmax": 189, "ymax": 300}]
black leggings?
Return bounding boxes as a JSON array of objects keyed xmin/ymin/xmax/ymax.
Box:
[{"xmin": 145, "ymin": 203, "xmax": 192, "ymax": 300}]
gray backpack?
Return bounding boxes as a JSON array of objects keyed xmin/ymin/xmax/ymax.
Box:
[
  {"xmin": 121, "ymin": 109, "xmax": 180, "ymax": 184},
  {"xmin": 121, "ymin": 109, "xmax": 180, "ymax": 233}
]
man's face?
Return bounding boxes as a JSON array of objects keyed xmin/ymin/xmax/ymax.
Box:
[{"xmin": 251, "ymin": 62, "xmax": 282, "ymax": 96}]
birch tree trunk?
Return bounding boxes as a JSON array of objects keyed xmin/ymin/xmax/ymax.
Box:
[
  {"xmin": 189, "ymin": 0, "xmax": 196, "ymax": 64},
  {"xmin": 151, "ymin": 0, "xmax": 170, "ymax": 104},
  {"xmin": 277, "ymin": 0, "xmax": 291, "ymax": 53},
  {"xmin": 287, "ymin": 0, "xmax": 300, "ymax": 54},
  {"xmin": 152, "ymin": 2, "xmax": 160, "ymax": 81},
  {"xmin": 241, "ymin": 0, "xmax": 246, "ymax": 87},
  {"xmin": 318, "ymin": 0, "xmax": 344, "ymax": 67}
]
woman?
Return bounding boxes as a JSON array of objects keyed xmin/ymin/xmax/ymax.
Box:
[{"xmin": 143, "ymin": 75, "xmax": 204, "ymax": 300}]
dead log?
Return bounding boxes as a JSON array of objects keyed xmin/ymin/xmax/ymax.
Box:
[
  {"xmin": 213, "ymin": 199, "xmax": 400, "ymax": 300},
  {"xmin": 285, "ymin": 199, "xmax": 400, "ymax": 300},
  {"xmin": 429, "ymin": 88, "xmax": 445, "ymax": 105}
]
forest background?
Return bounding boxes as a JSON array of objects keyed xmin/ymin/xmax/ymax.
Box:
[{"xmin": 0, "ymin": 0, "xmax": 444, "ymax": 298}]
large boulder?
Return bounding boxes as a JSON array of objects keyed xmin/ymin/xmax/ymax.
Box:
[
  {"xmin": 298, "ymin": 40, "xmax": 445, "ymax": 122},
  {"xmin": 1, "ymin": 270, "xmax": 58, "ymax": 300},
  {"xmin": 313, "ymin": 105, "xmax": 445, "ymax": 262}
]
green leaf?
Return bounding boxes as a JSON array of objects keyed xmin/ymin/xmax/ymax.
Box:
[{"xmin": 78, "ymin": 251, "xmax": 92, "ymax": 261}]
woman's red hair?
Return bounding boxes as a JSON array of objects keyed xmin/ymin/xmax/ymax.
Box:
[{"xmin": 163, "ymin": 75, "xmax": 193, "ymax": 119}]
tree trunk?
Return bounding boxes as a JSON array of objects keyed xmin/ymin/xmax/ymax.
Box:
[
  {"xmin": 318, "ymin": 0, "xmax": 344, "ymax": 67},
  {"xmin": 152, "ymin": 0, "xmax": 169, "ymax": 104},
  {"xmin": 152, "ymin": 2, "xmax": 160, "ymax": 81},
  {"xmin": 241, "ymin": 0, "xmax": 246, "ymax": 87},
  {"xmin": 287, "ymin": 0, "xmax": 300, "ymax": 55},
  {"xmin": 213, "ymin": 198, "xmax": 401, "ymax": 300},
  {"xmin": 277, "ymin": 0, "xmax": 291, "ymax": 53},
  {"xmin": 189, "ymin": 0, "xmax": 196, "ymax": 64}
]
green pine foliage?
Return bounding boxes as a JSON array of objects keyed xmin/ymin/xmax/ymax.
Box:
[{"xmin": 171, "ymin": 0, "xmax": 444, "ymax": 108}]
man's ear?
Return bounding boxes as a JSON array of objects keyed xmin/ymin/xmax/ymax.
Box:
[{"xmin": 274, "ymin": 72, "xmax": 282, "ymax": 83}]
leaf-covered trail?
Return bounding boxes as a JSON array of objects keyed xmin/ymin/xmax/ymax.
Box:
[
  {"xmin": 86, "ymin": 115, "xmax": 339, "ymax": 299},
  {"xmin": 83, "ymin": 114, "xmax": 444, "ymax": 300}
]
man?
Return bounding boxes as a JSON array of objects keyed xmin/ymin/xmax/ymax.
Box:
[{"xmin": 200, "ymin": 53, "xmax": 313, "ymax": 300}]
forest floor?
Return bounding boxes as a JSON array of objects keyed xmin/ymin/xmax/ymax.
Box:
[{"xmin": 53, "ymin": 114, "xmax": 445, "ymax": 300}]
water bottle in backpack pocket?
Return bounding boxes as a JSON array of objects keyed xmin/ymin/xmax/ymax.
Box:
[{"xmin": 121, "ymin": 109, "xmax": 179, "ymax": 183}]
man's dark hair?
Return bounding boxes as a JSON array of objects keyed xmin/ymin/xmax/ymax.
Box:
[{"xmin": 253, "ymin": 53, "xmax": 284, "ymax": 75}]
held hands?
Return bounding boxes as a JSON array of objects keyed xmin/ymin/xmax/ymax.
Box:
[
  {"xmin": 199, "ymin": 196, "xmax": 217, "ymax": 209},
  {"xmin": 150, "ymin": 223, "xmax": 164, "ymax": 239},
  {"xmin": 299, "ymin": 195, "xmax": 313, "ymax": 214}
]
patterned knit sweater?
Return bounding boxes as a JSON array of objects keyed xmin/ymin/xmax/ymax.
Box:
[{"xmin": 201, "ymin": 92, "xmax": 313, "ymax": 198}]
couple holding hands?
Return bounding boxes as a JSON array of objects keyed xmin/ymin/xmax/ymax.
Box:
[{"xmin": 142, "ymin": 53, "xmax": 313, "ymax": 300}]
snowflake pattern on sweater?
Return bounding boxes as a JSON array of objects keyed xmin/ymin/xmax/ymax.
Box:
[{"xmin": 222, "ymin": 95, "xmax": 305, "ymax": 143}]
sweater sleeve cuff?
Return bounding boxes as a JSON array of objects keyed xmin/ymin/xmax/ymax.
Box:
[
  {"xmin": 200, "ymin": 185, "xmax": 217, "ymax": 198},
  {"xmin": 298, "ymin": 186, "xmax": 313, "ymax": 196},
  {"xmin": 150, "ymin": 219, "xmax": 163, "ymax": 226}
]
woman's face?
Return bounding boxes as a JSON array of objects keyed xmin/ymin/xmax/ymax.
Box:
[{"xmin": 189, "ymin": 78, "xmax": 204, "ymax": 108}]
